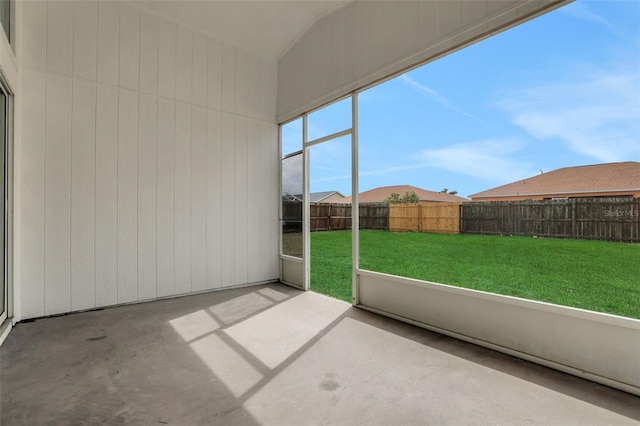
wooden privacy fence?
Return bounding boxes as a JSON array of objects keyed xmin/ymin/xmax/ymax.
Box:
[
  {"xmin": 310, "ymin": 203, "xmax": 351, "ymax": 231},
  {"xmin": 461, "ymin": 198, "xmax": 640, "ymax": 243},
  {"xmin": 288, "ymin": 198, "xmax": 640, "ymax": 242},
  {"xmin": 389, "ymin": 202, "xmax": 461, "ymax": 233},
  {"xmin": 307, "ymin": 202, "xmax": 388, "ymax": 231},
  {"xmin": 359, "ymin": 203, "xmax": 389, "ymax": 230},
  {"xmin": 389, "ymin": 203, "xmax": 420, "ymax": 232}
]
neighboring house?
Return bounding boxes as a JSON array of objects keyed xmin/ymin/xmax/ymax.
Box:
[
  {"xmin": 336, "ymin": 185, "xmax": 468, "ymax": 203},
  {"xmin": 469, "ymin": 162, "xmax": 640, "ymax": 201},
  {"xmin": 292, "ymin": 191, "xmax": 345, "ymax": 203},
  {"xmin": 313, "ymin": 191, "xmax": 346, "ymax": 203}
]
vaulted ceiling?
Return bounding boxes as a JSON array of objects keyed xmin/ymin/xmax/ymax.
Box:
[{"xmin": 130, "ymin": 0, "xmax": 348, "ymax": 59}]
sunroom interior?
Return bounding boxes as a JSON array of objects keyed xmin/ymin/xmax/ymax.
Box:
[{"xmin": 1, "ymin": 0, "xmax": 639, "ymax": 423}]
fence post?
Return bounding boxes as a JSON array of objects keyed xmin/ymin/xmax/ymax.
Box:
[
  {"xmin": 571, "ymin": 199, "xmax": 576, "ymax": 239},
  {"xmin": 387, "ymin": 205, "xmax": 390, "ymax": 231}
]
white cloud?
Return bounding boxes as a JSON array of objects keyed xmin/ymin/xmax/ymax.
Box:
[
  {"xmin": 560, "ymin": 2, "xmax": 615, "ymax": 32},
  {"xmin": 312, "ymin": 173, "xmax": 352, "ymax": 184},
  {"xmin": 353, "ymin": 139, "xmax": 535, "ymax": 185},
  {"xmin": 400, "ymin": 74, "xmax": 482, "ymax": 122},
  {"xmin": 416, "ymin": 140, "xmax": 535, "ymax": 183},
  {"xmin": 308, "ymin": 138, "xmax": 352, "ymax": 185},
  {"xmin": 358, "ymin": 162, "xmax": 433, "ymax": 179},
  {"xmin": 498, "ymin": 71, "xmax": 640, "ymax": 162}
]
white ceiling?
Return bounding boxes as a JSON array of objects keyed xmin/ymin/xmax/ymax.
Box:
[{"xmin": 130, "ymin": 0, "xmax": 348, "ymax": 59}]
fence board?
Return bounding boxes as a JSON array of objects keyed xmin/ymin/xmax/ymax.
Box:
[
  {"xmin": 389, "ymin": 203, "xmax": 421, "ymax": 232},
  {"xmin": 389, "ymin": 202, "xmax": 461, "ymax": 233},
  {"xmin": 293, "ymin": 202, "xmax": 388, "ymax": 232},
  {"xmin": 330, "ymin": 203, "xmax": 352, "ymax": 231},
  {"xmin": 359, "ymin": 203, "xmax": 389, "ymax": 230},
  {"xmin": 311, "ymin": 203, "xmax": 332, "ymax": 231},
  {"xmin": 420, "ymin": 202, "xmax": 461, "ymax": 234}
]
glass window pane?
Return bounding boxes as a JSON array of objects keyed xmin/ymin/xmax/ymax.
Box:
[
  {"xmin": 307, "ymin": 97, "xmax": 352, "ymax": 142},
  {"xmin": 309, "ymin": 135, "xmax": 351, "ymax": 199},
  {"xmin": 282, "ymin": 118, "xmax": 302, "ymax": 156}
]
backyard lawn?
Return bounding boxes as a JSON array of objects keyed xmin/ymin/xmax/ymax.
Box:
[{"xmin": 310, "ymin": 230, "xmax": 640, "ymax": 319}]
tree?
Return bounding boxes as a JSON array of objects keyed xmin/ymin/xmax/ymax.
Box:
[
  {"xmin": 440, "ymin": 188, "xmax": 458, "ymax": 195},
  {"xmin": 384, "ymin": 191, "xmax": 420, "ymax": 204}
]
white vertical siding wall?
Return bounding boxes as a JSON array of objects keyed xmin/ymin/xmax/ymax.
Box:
[
  {"xmin": 18, "ymin": 0, "xmax": 279, "ymax": 320},
  {"xmin": 277, "ymin": 0, "xmax": 567, "ymax": 122}
]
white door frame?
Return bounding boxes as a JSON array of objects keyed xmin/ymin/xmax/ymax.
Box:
[
  {"xmin": 0, "ymin": 75, "xmax": 14, "ymax": 340},
  {"xmin": 279, "ymin": 94, "xmax": 356, "ymax": 293}
]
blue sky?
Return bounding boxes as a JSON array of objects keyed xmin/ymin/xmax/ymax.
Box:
[{"xmin": 284, "ymin": 0, "xmax": 640, "ymax": 199}]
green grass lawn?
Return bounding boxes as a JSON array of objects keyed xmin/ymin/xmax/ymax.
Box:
[{"xmin": 310, "ymin": 230, "xmax": 640, "ymax": 319}]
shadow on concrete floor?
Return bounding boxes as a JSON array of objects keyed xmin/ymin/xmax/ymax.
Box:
[{"xmin": 1, "ymin": 283, "xmax": 638, "ymax": 425}]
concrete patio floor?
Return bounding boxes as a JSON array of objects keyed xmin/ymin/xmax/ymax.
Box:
[{"xmin": 1, "ymin": 283, "xmax": 638, "ymax": 425}]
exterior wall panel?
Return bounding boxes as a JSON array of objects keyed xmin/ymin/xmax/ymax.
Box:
[
  {"xmin": 23, "ymin": 1, "xmax": 47, "ymax": 71},
  {"xmin": 190, "ymin": 108, "xmax": 208, "ymax": 292},
  {"xmin": 73, "ymin": 1, "xmax": 98, "ymax": 81},
  {"xmin": 46, "ymin": 1, "xmax": 73, "ymax": 76},
  {"xmin": 176, "ymin": 27, "xmax": 193, "ymax": 103},
  {"xmin": 207, "ymin": 39, "xmax": 222, "ymax": 111},
  {"xmin": 19, "ymin": 71, "xmax": 47, "ymax": 318},
  {"xmin": 96, "ymin": 1, "xmax": 119, "ymax": 86},
  {"xmin": 158, "ymin": 18, "xmax": 176, "ymax": 100},
  {"xmin": 156, "ymin": 99, "xmax": 176, "ymax": 298},
  {"xmin": 18, "ymin": 0, "xmax": 279, "ymax": 320},
  {"xmin": 192, "ymin": 34, "xmax": 208, "ymax": 108},
  {"xmin": 94, "ymin": 84, "xmax": 119, "ymax": 308},
  {"xmin": 70, "ymin": 79, "xmax": 97, "ymax": 311},
  {"xmin": 140, "ymin": 13, "xmax": 159, "ymax": 96},
  {"xmin": 247, "ymin": 121, "xmax": 260, "ymax": 284},
  {"xmin": 206, "ymin": 110, "xmax": 222, "ymax": 290},
  {"xmin": 219, "ymin": 114, "xmax": 235, "ymax": 287},
  {"xmin": 118, "ymin": 4, "xmax": 140, "ymax": 91},
  {"xmin": 174, "ymin": 103, "xmax": 192, "ymax": 295},
  {"xmin": 44, "ymin": 74, "xmax": 72, "ymax": 315},
  {"xmin": 221, "ymin": 45, "xmax": 236, "ymax": 113},
  {"xmin": 116, "ymin": 89, "xmax": 139, "ymax": 304},
  {"xmin": 137, "ymin": 94, "xmax": 158, "ymax": 301},
  {"xmin": 234, "ymin": 118, "xmax": 248, "ymax": 286}
]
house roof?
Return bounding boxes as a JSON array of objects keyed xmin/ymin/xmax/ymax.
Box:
[
  {"xmin": 469, "ymin": 162, "xmax": 640, "ymax": 199},
  {"xmin": 308, "ymin": 191, "xmax": 345, "ymax": 203},
  {"xmin": 291, "ymin": 191, "xmax": 346, "ymax": 203},
  {"xmin": 336, "ymin": 185, "xmax": 468, "ymax": 203}
]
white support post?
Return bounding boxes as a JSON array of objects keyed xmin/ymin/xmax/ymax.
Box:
[
  {"xmin": 277, "ymin": 125, "xmax": 283, "ymax": 281},
  {"xmin": 302, "ymin": 116, "xmax": 310, "ymax": 291},
  {"xmin": 351, "ymin": 92, "xmax": 359, "ymax": 306}
]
